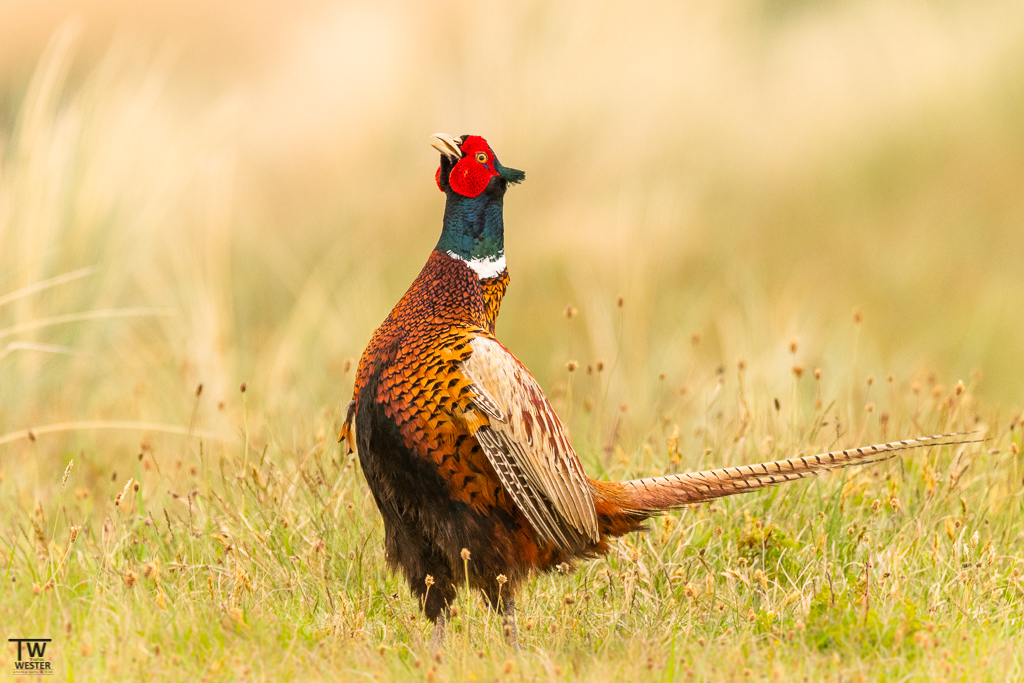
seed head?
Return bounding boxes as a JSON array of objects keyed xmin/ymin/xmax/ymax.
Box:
[
  {"xmin": 853, "ymin": 307, "xmax": 863, "ymax": 324},
  {"xmin": 566, "ymin": 360, "xmax": 578, "ymax": 372},
  {"xmin": 115, "ymin": 478, "xmax": 135, "ymax": 507},
  {"xmin": 61, "ymin": 459, "xmax": 74, "ymax": 492},
  {"xmin": 496, "ymin": 574, "xmax": 507, "ymax": 585},
  {"xmin": 460, "ymin": 548, "xmax": 470, "ymax": 561},
  {"xmin": 142, "ymin": 560, "xmax": 160, "ymax": 582},
  {"xmin": 789, "ymin": 338, "xmax": 799, "ymax": 354},
  {"xmin": 616, "ymin": 295, "xmax": 624, "ymax": 308},
  {"xmin": 792, "ymin": 364, "xmax": 804, "ymax": 378},
  {"xmin": 239, "ymin": 382, "xmax": 247, "ymax": 393},
  {"xmin": 691, "ymin": 332, "xmax": 701, "ymax": 346},
  {"xmin": 123, "ymin": 570, "xmax": 138, "ymax": 588},
  {"xmin": 424, "ymin": 575, "xmax": 435, "ymax": 587},
  {"xmin": 563, "ymin": 304, "xmax": 577, "ymax": 318}
]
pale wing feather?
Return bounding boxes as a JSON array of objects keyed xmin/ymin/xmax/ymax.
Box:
[
  {"xmin": 461, "ymin": 337, "xmax": 599, "ymax": 547},
  {"xmin": 475, "ymin": 429, "xmax": 572, "ymax": 547}
]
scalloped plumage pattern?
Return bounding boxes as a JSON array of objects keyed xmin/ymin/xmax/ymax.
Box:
[{"xmin": 341, "ymin": 143, "xmax": 978, "ymax": 642}]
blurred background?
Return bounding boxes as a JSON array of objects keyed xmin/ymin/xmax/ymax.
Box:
[{"xmin": 2, "ymin": 0, "xmax": 1023, "ymax": 471}]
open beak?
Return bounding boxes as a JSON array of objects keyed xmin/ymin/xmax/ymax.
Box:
[{"xmin": 430, "ymin": 133, "xmax": 464, "ymax": 161}]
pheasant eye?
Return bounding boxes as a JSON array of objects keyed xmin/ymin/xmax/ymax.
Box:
[{"xmin": 475, "ymin": 152, "xmax": 488, "ymax": 164}]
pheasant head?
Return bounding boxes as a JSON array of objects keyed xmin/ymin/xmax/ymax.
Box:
[{"xmin": 430, "ymin": 134, "xmax": 525, "ymax": 279}]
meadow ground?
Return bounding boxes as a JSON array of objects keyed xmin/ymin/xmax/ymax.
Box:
[{"xmin": 2, "ymin": 2, "xmax": 1024, "ymax": 681}]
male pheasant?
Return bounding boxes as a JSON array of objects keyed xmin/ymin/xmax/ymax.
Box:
[{"xmin": 340, "ymin": 133, "xmax": 970, "ymax": 649}]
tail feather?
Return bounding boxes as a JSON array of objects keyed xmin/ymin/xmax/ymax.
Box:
[{"xmin": 617, "ymin": 432, "xmax": 980, "ymax": 513}]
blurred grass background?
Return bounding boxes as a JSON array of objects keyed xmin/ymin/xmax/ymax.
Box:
[
  {"xmin": 1, "ymin": 1, "xmax": 1024, "ymax": 679},
  {"xmin": 3, "ymin": 0, "xmax": 1024, "ymax": 448}
]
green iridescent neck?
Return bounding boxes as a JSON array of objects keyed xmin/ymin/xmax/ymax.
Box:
[{"xmin": 435, "ymin": 191, "xmax": 505, "ymax": 263}]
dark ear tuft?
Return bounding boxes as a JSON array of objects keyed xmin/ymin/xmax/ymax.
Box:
[{"xmin": 498, "ymin": 165, "xmax": 526, "ymax": 185}]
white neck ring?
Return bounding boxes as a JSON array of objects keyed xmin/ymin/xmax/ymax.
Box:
[{"xmin": 446, "ymin": 251, "xmax": 507, "ymax": 279}]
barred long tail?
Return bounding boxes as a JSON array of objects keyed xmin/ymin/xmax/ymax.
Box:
[{"xmin": 617, "ymin": 432, "xmax": 980, "ymax": 513}]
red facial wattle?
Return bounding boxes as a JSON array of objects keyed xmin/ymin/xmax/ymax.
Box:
[
  {"xmin": 438, "ymin": 135, "xmax": 499, "ymax": 198},
  {"xmin": 448, "ymin": 156, "xmax": 495, "ymax": 197}
]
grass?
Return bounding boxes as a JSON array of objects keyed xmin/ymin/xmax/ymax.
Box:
[
  {"xmin": 2, "ymin": 3, "xmax": 1024, "ymax": 681},
  {"xmin": 2, "ymin": 357, "xmax": 1022, "ymax": 682}
]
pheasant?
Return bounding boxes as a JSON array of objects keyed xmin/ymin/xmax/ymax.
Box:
[{"xmin": 339, "ymin": 133, "xmax": 971, "ymax": 650}]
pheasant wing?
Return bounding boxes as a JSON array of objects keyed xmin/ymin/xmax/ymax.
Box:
[{"xmin": 460, "ymin": 337, "xmax": 599, "ymax": 549}]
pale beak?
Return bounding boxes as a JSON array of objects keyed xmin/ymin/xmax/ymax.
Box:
[{"xmin": 430, "ymin": 133, "xmax": 464, "ymax": 161}]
